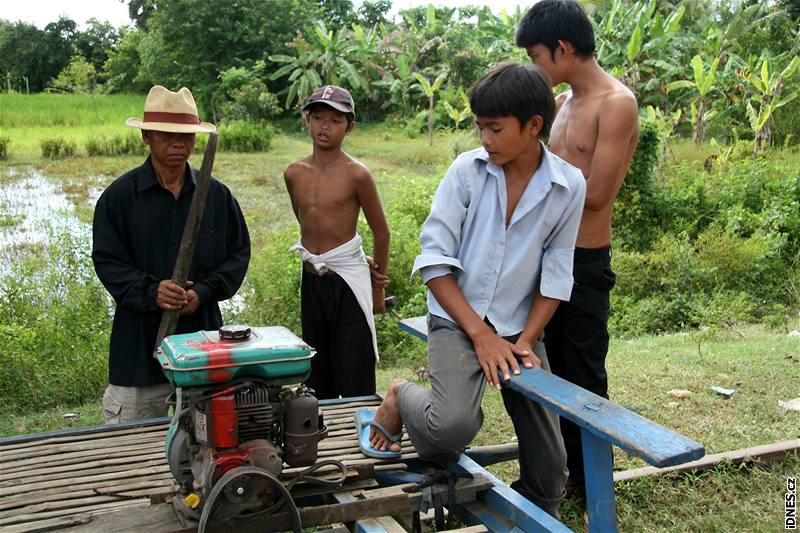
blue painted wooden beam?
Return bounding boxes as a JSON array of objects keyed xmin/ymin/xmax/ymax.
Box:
[
  {"xmin": 398, "ymin": 316, "xmax": 705, "ymax": 468},
  {"xmin": 399, "ymin": 316, "xmax": 429, "ymax": 341},
  {"xmin": 581, "ymin": 430, "xmax": 617, "ymax": 533},
  {"xmin": 449, "ymin": 454, "xmax": 572, "ymax": 533},
  {"xmin": 504, "ymin": 368, "xmax": 704, "ymax": 467}
]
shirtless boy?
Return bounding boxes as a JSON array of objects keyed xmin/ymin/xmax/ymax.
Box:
[
  {"xmin": 516, "ymin": 0, "xmax": 640, "ymax": 492},
  {"xmin": 285, "ymin": 85, "xmax": 390, "ymax": 400}
]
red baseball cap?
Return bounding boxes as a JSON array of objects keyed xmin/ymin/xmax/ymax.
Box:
[{"xmin": 303, "ymin": 85, "xmax": 355, "ymax": 118}]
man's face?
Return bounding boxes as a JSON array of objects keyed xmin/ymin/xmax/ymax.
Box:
[
  {"xmin": 475, "ymin": 115, "xmax": 537, "ymax": 167},
  {"xmin": 143, "ymin": 130, "xmax": 195, "ymax": 170},
  {"xmin": 526, "ymin": 43, "xmax": 563, "ymax": 85},
  {"xmin": 307, "ymin": 107, "xmax": 353, "ymax": 149}
]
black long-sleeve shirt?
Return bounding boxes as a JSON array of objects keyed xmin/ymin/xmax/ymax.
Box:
[{"xmin": 92, "ymin": 157, "xmax": 250, "ymax": 386}]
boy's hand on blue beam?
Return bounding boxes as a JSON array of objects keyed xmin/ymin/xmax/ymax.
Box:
[
  {"xmin": 510, "ymin": 339, "xmax": 541, "ymax": 372},
  {"xmin": 472, "ymin": 330, "xmax": 533, "ymax": 390}
]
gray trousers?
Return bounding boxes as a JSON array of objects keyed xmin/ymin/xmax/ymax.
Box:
[
  {"xmin": 396, "ymin": 314, "xmax": 568, "ymax": 517},
  {"xmin": 102, "ymin": 383, "xmax": 172, "ymax": 424}
]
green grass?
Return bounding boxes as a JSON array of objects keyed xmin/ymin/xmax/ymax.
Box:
[
  {"xmin": 0, "ymin": 93, "xmax": 145, "ymax": 160},
  {"xmin": 0, "ymin": 93, "xmax": 143, "ymax": 128}
]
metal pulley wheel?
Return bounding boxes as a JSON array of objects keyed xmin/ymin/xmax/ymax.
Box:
[{"xmin": 197, "ymin": 466, "xmax": 301, "ymax": 533}]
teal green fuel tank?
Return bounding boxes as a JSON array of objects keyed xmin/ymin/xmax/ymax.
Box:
[{"xmin": 155, "ymin": 326, "xmax": 313, "ymax": 387}]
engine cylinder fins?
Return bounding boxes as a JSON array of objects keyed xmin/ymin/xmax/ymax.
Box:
[{"xmin": 234, "ymin": 382, "xmax": 275, "ymax": 442}]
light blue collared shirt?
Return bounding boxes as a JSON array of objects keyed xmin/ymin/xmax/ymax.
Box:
[{"xmin": 411, "ymin": 145, "xmax": 586, "ymax": 337}]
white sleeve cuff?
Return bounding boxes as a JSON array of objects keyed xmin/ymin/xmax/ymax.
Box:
[
  {"xmin": 539, "ymin": 247, "xmax": 575, "ymax": 301},
  {"xmin": 412, "ymin": 254, "xmax": 464, "ymax": 277},
  {"xmin": 420, "ymin": 265, "xmax": 453, "ymax": 284}
]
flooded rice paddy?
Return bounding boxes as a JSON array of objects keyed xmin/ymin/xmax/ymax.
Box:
[{"xmin": 0, "ymin": 168, "xmax": 242, "ymax": 315}]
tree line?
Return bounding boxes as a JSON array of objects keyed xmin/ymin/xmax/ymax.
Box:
[{"xmin": 1, "ymin": 0, "xmax": 798, "ymax": 152}]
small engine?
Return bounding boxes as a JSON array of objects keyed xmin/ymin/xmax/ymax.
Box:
[{"xmin": 156, "ymin": 325, "xmax": 327, "ymax": 522}]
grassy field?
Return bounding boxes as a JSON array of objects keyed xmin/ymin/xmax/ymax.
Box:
[
  {"xmin": 1, "ymin": 93, "xmax": 798, "ymax": 532},
  {"xmin": 0, "ymin": 93, "xmax": 145, "ymax": 159}
]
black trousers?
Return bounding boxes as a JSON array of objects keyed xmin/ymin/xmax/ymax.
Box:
[
  {"xmin": 301, "ymin": 269, "xmax": 376, "ymax": 400},
  {"xmin": 544, "ymin": 247, "xmax": 616, "ymax": 486}
]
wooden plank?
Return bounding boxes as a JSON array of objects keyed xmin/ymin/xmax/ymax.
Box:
[
  {"xmin": 0, "ymin": 433, "xmax": 166, "ymax": 463},
  {"xmin": 1, "ymin": 468, "xmax": 173, "ymax": 497},
  {"xmin": 355, "ymin": 515, "xmax": 408, "ymax": 533},
  {"xmin": 1, "ymin": 499, "xmax": 147, "ymax": 527},
  {"xmin": 400, "ymin": 315, "xmax": 705, "ymax": 468},
  {"xmin": 613, "ymin": 438, "xmax": 800, "ymax": 482},
  {"xmin": 1, "ymin": 487, "xmax": 160, "ymax": 520},
  {"xmin": 0, "ymin": 417, "xmax": 170, "ymax": 448},
  {"xmin": 398, "ymin": 317, "xmax": 428, "ymax": 342},
  {"xmin": 1, "ymin": 441, "xmax": 166, "ymax": 474},
  {"xmin": 581, "ymin": 430, "xmax": 616, "ymax": 533},
  {"xmin": 2, "ymin": 513, "xmax": 94, "ymax": 533},
  {"xmin": 1, "ymin": 478, "xmax": 177, "ymax": 513},
  {"xmin": 40, "ymin": 502, "xmax": 182, "ymax": 533},
  {"xmin": 506, "ymin": 369, "xmax": 705, "ymax": 467},
  {"xmin": 453, "ymin": 500, "xmax": 525, "ymax": 533},
  {"xmin": 0, "ymin": 425, "xmax": 167, "ymax": 453},
  {"xmin": 1, "ymin": 452, "xmax": 167, "ymax": 481}
]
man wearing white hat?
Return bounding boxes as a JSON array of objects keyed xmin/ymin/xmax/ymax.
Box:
[{"xmin": 92, "ymin": 85, "xmax": 251, "ymax": 423}]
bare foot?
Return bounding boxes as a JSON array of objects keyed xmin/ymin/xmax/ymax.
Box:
[{"xmin": 369, "ymin": 379, "xmax": 406, "ymax": 452}]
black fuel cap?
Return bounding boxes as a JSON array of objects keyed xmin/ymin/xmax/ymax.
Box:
[{"xmin": 219, "ymin": 325, "xmax": 252, "ymax": 340}]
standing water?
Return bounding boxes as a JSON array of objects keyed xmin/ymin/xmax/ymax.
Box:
[
  {"xmin": 0, "ymin": 170, "xmax": 91, "ymax": 277},
  {"xmin": 0, "ymin": 169, "xmax": 243, "ymax": 317}
]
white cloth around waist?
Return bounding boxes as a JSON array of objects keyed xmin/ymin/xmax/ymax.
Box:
[{"xmin": 289, "ymin": 234, "xmax": 379, "ymax": 360}]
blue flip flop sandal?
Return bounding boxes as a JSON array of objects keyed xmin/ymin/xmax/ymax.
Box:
[{"xmin": 355, "ymin": 408, "xmax": 403, "ymax": 459}]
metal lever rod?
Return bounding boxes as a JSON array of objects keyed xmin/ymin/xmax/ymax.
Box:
[{"xmin": 154, "ymin": 132, "xmax": 219, "ymax": 351}]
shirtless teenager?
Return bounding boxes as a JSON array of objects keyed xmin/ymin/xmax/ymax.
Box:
[
  {"xmin": 285, "ymin": 85, "xmax": 390, "ymax": 400},
  {"xmin": 516, "ymin": 0, "xmax": 640, "ymax": 492}
]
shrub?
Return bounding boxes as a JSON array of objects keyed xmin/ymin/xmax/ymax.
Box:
[
  {"xmin": 40, "ymin": 137, "xmax": 77, "ymax": 159},
  {"xmin": 217, "ymin": 79, "xmax": 281, "ymax": 123},
  {"xmin": 612, "ymin": 118, "xmax": 663, "ymax": 251},
  {"xmin": 48, "ymin": 55, "xmax": 97, "ymax": 94},
  {"xmin": 234, "ymin": 228, "xmax": 302, "ymax": 335},
  {"xmin": 610, "ymin": 227, "xmax": 792, "ymax": 336},
  {"xmin": 0, "ymin": 136, "xmax": 8, "ymax": 160},
  {"xmin": 218, "ymin": 121, "xmax": 273, "ymax": 152},
  {"xmin": 772, "ymin": 79, "xmax": 800, "ymax": 147},
  {"xmin": 85, "ymin": 132, "xmax": 147, "ymax": 156},
  {"xmin": 0, "ymin": 230, "xmax": 111, "ymax": 412}
]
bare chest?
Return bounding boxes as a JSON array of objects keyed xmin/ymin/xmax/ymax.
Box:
[
  {"xmin": 549, "ymin": 99, "xmax": 599, "ymax": 174},
  {"xmin": 292, "ymin": 174, "xmax": 357, "ymax": 212}
]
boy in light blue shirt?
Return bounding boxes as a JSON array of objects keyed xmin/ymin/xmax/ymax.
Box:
[{"xmin": 367, "ymin": 62, "xmax": 585, "ymax": 517}]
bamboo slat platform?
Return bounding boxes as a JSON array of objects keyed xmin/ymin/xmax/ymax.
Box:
[{"xmin": 0, "ymin": 397, "xmax": 419, "ymax": 533}]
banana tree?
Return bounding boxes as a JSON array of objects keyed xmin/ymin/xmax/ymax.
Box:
[
  {"xmin": 413, "ymin": 71, "xmax": 448, "ymax": 146},
  {"xmin": 666, "ymin": 53, "xmax": 721, "ymax": 144},
  {"xmin": 592, "ymin": 0, "xmax": 688, "ymax": 105},
  {"xmin": 268, "ymin": 21, "xmax": 369, "ymax": 110},
  {"xmin": 741, "ymin": 52, "xmax": 800, "ymax": 157},
  {"xmin": 443, "ymin": 89, "xmax": 472, "ymax": 130}
]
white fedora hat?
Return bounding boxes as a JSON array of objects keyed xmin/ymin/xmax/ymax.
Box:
[{"xmin": 125, "ymin": 85, "xmax": 216, "ymax": 133}]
